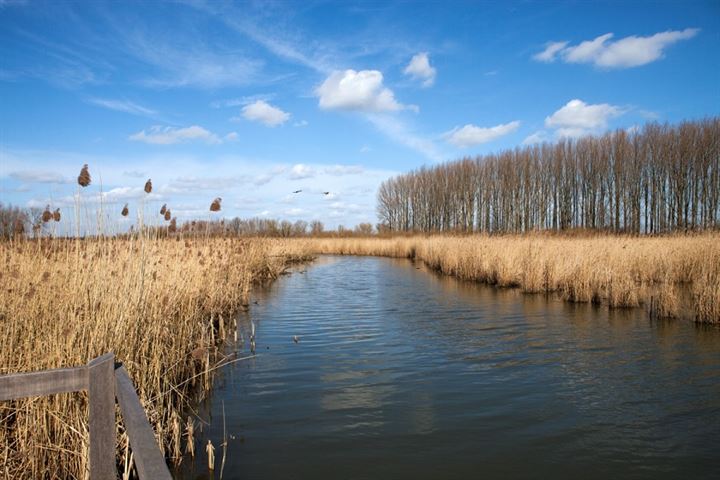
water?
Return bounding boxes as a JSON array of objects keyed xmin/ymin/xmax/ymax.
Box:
[{"xmin": 178, "ymin": 256, "xmax": 720, "ymax": 480}]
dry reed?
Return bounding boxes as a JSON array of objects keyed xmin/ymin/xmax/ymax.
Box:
[
  {"xmin": 0, "ymin": 236, "xmax": 312, "ymax": 478},
  {"xmin": 303, "ymin": 233, "xmax": 720, "ymax": 323}
]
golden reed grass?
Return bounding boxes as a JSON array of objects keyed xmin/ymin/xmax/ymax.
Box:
[
  {"xmin": 0, "ymin": 235, "xmax": 312, "ymax": 479},
  {"xmin": 304, "ymin": 233, "xmax": 720, "ymax": 324}
]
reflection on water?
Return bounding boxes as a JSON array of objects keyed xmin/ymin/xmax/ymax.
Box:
[{"xmin": 178, "ymin": 256, "xmax": 720, "ymax": 480}]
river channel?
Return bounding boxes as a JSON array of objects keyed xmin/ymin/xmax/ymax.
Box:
[{"xmin": 177, "ymin": 255, "xmax": 720, "ymax": 480}]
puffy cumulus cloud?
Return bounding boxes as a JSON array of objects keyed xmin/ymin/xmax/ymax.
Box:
[
  {"xmin": 129, "ymin": 125, "xmax": 222, "ymax": 145},
  {"xmin": 316, "ymin": 69, "xmax": 408, "ymax": 113},
  {"xmin": 544, "ymin": 99, "xmax": 623, "ymax": 137},
  {"xmin": 444, "ymin": 121, "xmax": 520, "ymax": 147},
  {"xmin": 288, "ymin": 164, "xmax": 316, "ymax": 180},
  {"xmin": 403, "ymin": 52, "xmax": 436, "ymax": 87},
  {"xmin": 239, "ymin": 100, "xmax": 290, "ymax": 127},
  {"xmin": 533, "ymin": 28, "xmax": 699, "ymax": 68}
]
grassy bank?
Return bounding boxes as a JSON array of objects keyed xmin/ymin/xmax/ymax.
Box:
[
  {"xmin": 305, "ymin": 233, "xmax": 720, "ymax": 324},
  {"xmin": 0, "ymin": 236, "xmax": 311, "ymax": 479}
]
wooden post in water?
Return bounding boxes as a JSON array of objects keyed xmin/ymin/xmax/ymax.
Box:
[{"xmin": 88, "ymin": 353, "xmax": 117, "ymax": 480}]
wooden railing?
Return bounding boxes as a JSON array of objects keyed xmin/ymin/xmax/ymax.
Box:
[{"xmin": 0, "ymin": 353, "xmax": 172, "ymax": 480}]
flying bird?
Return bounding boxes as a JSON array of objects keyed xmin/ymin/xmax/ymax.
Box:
[
  {"xmin": 323, "ymin": 192, "xmax": 330, "ymax": 195},
  {"xmin": 293, "ymin": 190, "xmax": 302, "ymax": 194}
]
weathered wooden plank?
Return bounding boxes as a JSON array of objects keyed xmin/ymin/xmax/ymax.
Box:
[
  {"xmin": 88, "ymin": 353, "xmax": 117, "ymax": 480},
  {"xmin": 115, "ymin": 365, "xmax": 172, "ymax": 480},
  {"xmin": 0, "ymin": 366, "xmax": 87, "ymax": 401}
]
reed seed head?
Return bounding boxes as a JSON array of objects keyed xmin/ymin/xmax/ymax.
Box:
[
  {"xmin": 121, "ymin": 204, "xmax": 129, "ymax": 217},
  {"xmin": 169, "ymin": 217, "xmax": 177, "ymax": 233},
  {"xmin": 210, "ymin": 197, "xmax": 222, "ymax": 212},
  {"xmin": 41, "ymin": 206, "xmax": 52, "ymax": 223},
  {"xmin": 53, "ymin": 208, "xmax": 61, "ymax": 222},
  {"xmin": 160, "ymin": 204, "xmax": 167, "ymax": 216},
  {"xmin": 164, "ymin": 209, "xmax": 171, "ymax": 221},
  {"xmin": 144, "ymin": 179, "xmax": 152, "ymax": 194},
  {"xmin": 77, "ymin": 164, "xmax": 91, "ymax": 187}
]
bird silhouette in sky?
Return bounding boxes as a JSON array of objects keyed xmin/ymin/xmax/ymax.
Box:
[
  {"xmin": 293, "ymin": 190, "xmax": 302, "ymax": 193},
  {"xmin": 323, "ymin": 191, "xmax": 330, "ymax": 195}
]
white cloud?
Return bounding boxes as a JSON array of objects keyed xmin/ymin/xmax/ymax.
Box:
[
  {"xmin": 316, "ymin": 69, "xmax": 408, "ymax": 113},
  {"xmin": 239, "ymin": 100, "xmax": 290, "ymax": 127},
  {"xmin": 522, "ymin": 131, "xmax": 549, "ymax": 145},
  {"xmin": 87, "ymin": 98, "xmax": 156, "ymax": 116},
  {"xmin": 8, "ymin": 170, "xmax": 70, "ymax": 184},
  {"xmin": 533, "ymin": 28, "xmax": 699, "ymax": 68},
  {"xmin": 444, "ymin": 121, "xmax": 520, "ymax": 147},
  {"xmin": 224, "ymin": 132, "xmax": 239, "ymax": 141},
  {"xmin": 359, "ymin": 145, "xmax": 371, "ymax": 153},
  {"xmin": 545, "ymin": 99, "xmax": 622, "ymax": 137},
  {"xmin": 366, "ymin": 114, "xmax": 443, "ymax": 162},
  {"xmin": 533, "ymin": 41, "xmax": 569, "ymax": 62},
  {"xmin": 293, "ymin": 120, "xmax": 309, "ymax": 127},
  {"xmin": 129, "ymin": 125, "xmax": 222, "ymax": 145},
  {"xmin": 323, "ymin": 165, "xmax": 364, "ymax": 176},
  {"xmin": 403, "ymin": 52, "xmax": 436, "ymax": 87},
  {"xmin": 284, "ymin": 208, "xmax": 307, "ymax": 217},
  {"xmin": 288, "ymin": 164, "xmax": 315, "ymax": 180}
]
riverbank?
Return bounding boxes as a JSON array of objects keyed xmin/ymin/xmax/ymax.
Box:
[
  {"xmin": 0, "ymin": 236, "xmax": 312, "ymax": 478},
  {"xmin": 305, "ymin": 233, "xmax": 720, "ymax": 324}
]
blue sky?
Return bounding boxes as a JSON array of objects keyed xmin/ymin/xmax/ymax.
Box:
[{"xmin": 1, "ymin": 0, "xmax": 718, "ymax": 230}]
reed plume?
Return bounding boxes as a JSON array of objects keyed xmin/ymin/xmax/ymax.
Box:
[
  {"xmin": 164, "ymin": 209, "xmax": 171, "ymax": 221},
  {"xmin": 52, "ymin": 208, "xmax": 61, "ymax": 222},
  {"xmin": 41, "ymin": 206, "xmax": 52, "ymax": 223},
  {"xmin": 210, "ymin": 197, "xmax": 222, "ymax": 212},
  {"xmin": 144, "ymin": 179, "xmax": 153, "ymax": 194},
  {"xmin": 77, "ymin": 164, "xmax": 91, "ymax": 187},
  {"xmin": 160, "ymin": 204, "xmax": 167, "ymax": 216},
  {"xmin": 121, "ymin": 204, "xmax": 129, "ymax": 217},
  {"xmin": 169, "ymin": 217, "xmax": 177, "ymax": 233}
]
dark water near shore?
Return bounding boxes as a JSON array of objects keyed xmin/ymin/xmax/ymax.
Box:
[{"xmin": 177, "ymin": 256, "xmax": 720, "ymax": 480}]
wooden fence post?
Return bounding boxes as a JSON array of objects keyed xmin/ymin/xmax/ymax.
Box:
[{"xmin": 88, "ymin": 353, "xmax": 116, "ymax": 480}]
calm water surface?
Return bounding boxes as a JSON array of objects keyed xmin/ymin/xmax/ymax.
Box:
[{"xmin": 178, "ymin": 256, "xmax": 720, "ymax": 480}]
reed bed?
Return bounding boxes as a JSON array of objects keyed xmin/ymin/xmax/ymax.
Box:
[
  {"xmin": 0, "ymin": 235, "xmax": 311, "ymax": 479},
  {"xmin": 305, "ymin": 233, "xmax": 720, "ymax": 324}
]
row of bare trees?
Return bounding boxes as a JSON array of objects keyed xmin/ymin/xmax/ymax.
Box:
[{"xmin": 378, "ymin": 118, "xmax": 720, "ymax": 234}]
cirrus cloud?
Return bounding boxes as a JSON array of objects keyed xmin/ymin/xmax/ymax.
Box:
[{"xmin": 129, "ymin": 125, "xmax": 222, "ymax": 145}]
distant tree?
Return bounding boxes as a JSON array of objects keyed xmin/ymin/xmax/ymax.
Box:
[
  {"xmin": 376, "ymin": 118, "xmax": 720, "ymax": 234},
  {"xmin": 355, "ymin": 223, "xmax": 374, "ymax": 235},
  {"xmin": 0, "ymin": 203, "xmax": 30, "ymax": 240},
  {"xmin": 310, "ymin": 220, "xmax": 324, "ymax": 235}
]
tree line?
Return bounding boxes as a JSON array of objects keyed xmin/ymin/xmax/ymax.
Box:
[{"xmin": 377, "ymin": 118, "xmax": 720, "ymax": 234}]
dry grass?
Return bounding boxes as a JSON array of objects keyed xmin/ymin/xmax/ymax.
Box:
[
  {"xmin": 303, "ymin": 233, "xmax": 720, "ymax": 323},
  {"xmin": 0, "ymin": 235, "xmax": 311, "ymax": 479}
]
